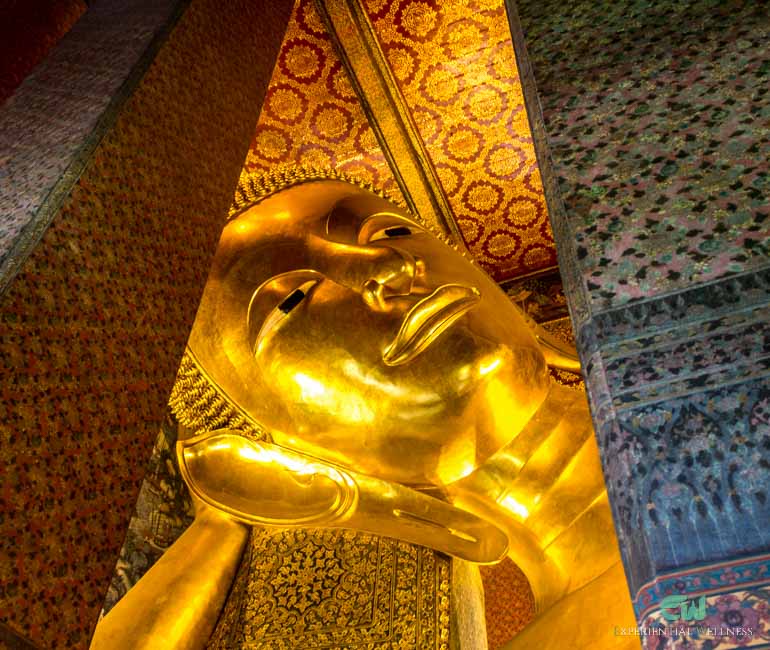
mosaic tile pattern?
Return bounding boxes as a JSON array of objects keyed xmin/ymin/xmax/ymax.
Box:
[
  {"xmin": 0, "ymin": 0, "xmax": 181, "ymax": 294},
  {"xmin": 0, "ymin": 0, "xmax": 86, "ymax": 105},
  {"xmin": 516, "ymin": 0, "xmax": 770, "ymax": 311},
  {"xmin": 636, "ymin": 555, "xmax": 770, "ymax": 649},
  {"xmin": 565, "ymin": 272, "xmax": 770, "ymax": 630},
  {"xmin": 573, "ymin": 274, "xmax": 770, "ymax": 583},
  {"xmin": 0, "ymin": 0, "xmax": 292, "ymax": 646},
  {"xmin": 590, "ymin": 300, "xmax": 770, "ymax": 411},
  {"xmin": 365, "ymin": 0, "xmax": 556, "ymax": 282},
  {"xmin": 243, "ymin": 0, "xmax": 401, "ymax": 199},
  {"xmin": 574, "ymin": 274, "xmax": 770, "ymax": 639},
  {"xmin": 596, "ymin": 374, "xmax": 770, "ymax": 595},
  {"xmin": 509, "ymin": 0, "xmax": 770, "ymax": 638}
]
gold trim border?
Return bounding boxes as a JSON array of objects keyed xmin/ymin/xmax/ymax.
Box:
[{"xmin": 313, "ymin": 0, "xmax": 467, "ymax": 248}]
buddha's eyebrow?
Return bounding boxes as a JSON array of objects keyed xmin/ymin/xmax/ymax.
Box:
[{"xmin": 324, "ymin": 203, "xmax": 361, "ymax": 241}]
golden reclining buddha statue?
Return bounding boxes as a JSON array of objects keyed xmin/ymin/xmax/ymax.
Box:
[{"xmin": 92, "ymin": 172, "xmax": 638, "ymax": 649}]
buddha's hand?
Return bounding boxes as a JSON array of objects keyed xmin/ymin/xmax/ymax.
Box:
[
  {"xmin": 176, "ymin": 429, "xmax": 510, "ymax": 564},
  {"xmin": 176, "ymin": 428, "xmax": 357, "ymax": 526}
]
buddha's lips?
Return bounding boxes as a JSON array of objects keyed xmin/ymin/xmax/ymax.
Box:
[{"xmin": 383, "ymin": 284, "xmax": 480, "ymax": 366}]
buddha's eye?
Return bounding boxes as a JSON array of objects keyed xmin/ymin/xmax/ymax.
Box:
[
  {"xmin": 278, "ymin": 288, "xmax": 307, "ymax": 314},
  {"xmin": 369, "ymin": 225, "xmax": 413, "ymax": 242},
  {"xmin": 249, "ymin": 275, "xmax": 320, "ymax": 353},
  {"xmin": 385, "ymin": 225, "xmax": 413, "ymax": 238},
  {"xmin": 359, "ymin": 212, "xmax": 422, "ymax": 244}
]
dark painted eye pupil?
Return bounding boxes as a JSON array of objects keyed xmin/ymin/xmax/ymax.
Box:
[
  {"xmin": 385, "ymin": 226, "xmax": 411, "ymax": 237},
  {"xmin": 278, "ymin": 289, "xmax": 305, "ymax": 314}
]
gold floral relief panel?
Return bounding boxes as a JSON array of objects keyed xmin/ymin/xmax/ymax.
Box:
[
  {"xmin": 207, "ymin": 528, "xmax": 451, "ymax": 649},
  {"xmin": 362, "ymin": 0, "xmax": 557, "ymax": 281},
  {"xmin": 244, "ymin": 0, "xmax": 401, "ymax": 198}
]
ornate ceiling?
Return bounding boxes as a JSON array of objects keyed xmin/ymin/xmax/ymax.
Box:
[
  {"xmin": 243, "ymin": 0, "xmax": 558, "ymax": 283},
  {"xmin": 242, "ymin": 0, "xmax": 400, "ymax": 198},
  {"xmin": 360, "ymin": 0, "xmax": 557, "ymax": 280}
]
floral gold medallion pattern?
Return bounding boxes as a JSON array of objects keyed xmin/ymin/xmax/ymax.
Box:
[{"xmin": 362, "ymin": 0, "xmax": 557, "ymax": 281}]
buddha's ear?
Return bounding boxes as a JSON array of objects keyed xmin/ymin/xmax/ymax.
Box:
[
  {"xmin": 533, "ymin": 322, "xmax": 582, "ymax": 373},
  {"xmin": 517, "ymin": 308, "xmax": 582, "ymax": 373}
]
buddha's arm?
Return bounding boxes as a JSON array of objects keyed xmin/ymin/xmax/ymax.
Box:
[{"xmin": 90, "ymin": 507, "xmax": 248, "ymax": 650}]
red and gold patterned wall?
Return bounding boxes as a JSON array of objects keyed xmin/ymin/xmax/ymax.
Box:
[
  {"xmin": 243, "ymin": 0, "xmax": 401, "ymax": 198},
  {"xmin": 0, "ymin": 1, "xmax": 292, "ymax": 647},
  {"xmin": 362, "ymin": 0, "xmax": 556, "ymax": 281}
]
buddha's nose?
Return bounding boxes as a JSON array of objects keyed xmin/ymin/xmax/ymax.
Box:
[
  {"xmin": 362, "ymin": 246, "xmax": 423, "ymax": 310},
  {"xmin": 307, "ymin": 234, "xmax": 425, "ymax": 309}
]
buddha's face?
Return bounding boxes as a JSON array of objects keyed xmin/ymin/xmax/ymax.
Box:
[{"xmin": 190, "ymin": 181, "xmax": 549, "ymax": 487}]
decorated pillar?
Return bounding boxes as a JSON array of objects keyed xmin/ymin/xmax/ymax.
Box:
[
  {"xmin": 0, "ymin": 0, "xmax": 293, "ymax": 646},
  {"xmin": 508, "ymin": 0, "xmax": 770, "ymax": 643}
]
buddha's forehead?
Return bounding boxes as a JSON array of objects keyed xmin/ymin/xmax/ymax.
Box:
[
  {"xmin": 225, "ymin": 181, "xmax": 408, "ymax": 246},
  {"xmin": 212, "ymin": 181, "xmax": 418, "ymax": 289}
]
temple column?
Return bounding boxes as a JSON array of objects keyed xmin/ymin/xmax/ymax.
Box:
[
  {"xmin": 506, "ymin": 0, "xmax": 770, "ymax": 641},
  {"xmin": 0, "ymin": 1, "xmax": 293, "ymax": 646}
]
